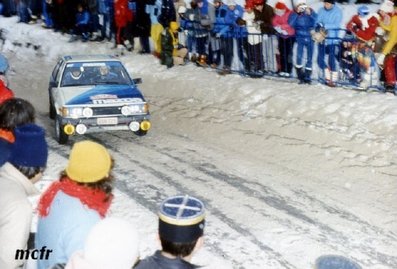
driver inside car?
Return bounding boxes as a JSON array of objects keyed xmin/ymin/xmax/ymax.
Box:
[
  {"xmin": 94, "ymin": 65, "xmax": 118, "ymax": 83},
  {"xmin": 62, "ymin": 66, "xmax": 85, "ymax": 86}
]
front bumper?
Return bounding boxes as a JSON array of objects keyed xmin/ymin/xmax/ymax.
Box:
[{"xmin": 59, "ymin": 114, "xmax": 151, "ymax": 134}]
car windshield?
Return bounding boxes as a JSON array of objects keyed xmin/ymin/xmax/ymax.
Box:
[{"xmin": 60, "ymin": 61, "xmax": 132, "ymax": 87}]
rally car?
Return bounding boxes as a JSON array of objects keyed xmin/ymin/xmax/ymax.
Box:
[{"xmin": 48, "ymin": 55, "xmax": 151, "ymax": 144}]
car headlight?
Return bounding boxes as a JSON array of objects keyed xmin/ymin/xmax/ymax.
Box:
[
  {"xmin": 82, "ymin": 107, "xmax": 93, "ymax": 117},
  {"xmin": 121, "ymin": 103, "xmax": 148, "ymax": 115},
  {"xmin": 61, "ymin": 107, "xmax": 83, "ymax": 118}
]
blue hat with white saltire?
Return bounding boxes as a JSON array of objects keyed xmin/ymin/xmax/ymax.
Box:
[{"xmin": 159, "ymin": 195, "xmax": 205, "ymax": 243}]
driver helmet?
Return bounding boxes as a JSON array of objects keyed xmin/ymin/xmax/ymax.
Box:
[
  {"xmin": 99, "ymin": 65, "xmax": 109, "ymax": 76},
  {"xmin": 71, "ymin": 67, "xmax": 82, "ymax": 80}
]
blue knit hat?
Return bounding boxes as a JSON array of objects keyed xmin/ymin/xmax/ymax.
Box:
[
  {"xmin": 0, "ymin": 137, "xmax": 12, "ymax": 166},
  {"xmin": 159, "ymin": 195, "xmax": 205, "ymax": 243},
  {"xmin": 9, "ymin": 124, "xmax": 48, "ymax": 167},
  {"xmin": 358, "ymin": 5, "xmax": 369, "ymax": 17}
]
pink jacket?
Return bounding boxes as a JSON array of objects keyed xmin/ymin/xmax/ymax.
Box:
[{"xmin": 272, "ymin": 9, "xmax": 295, "ymax": 36}]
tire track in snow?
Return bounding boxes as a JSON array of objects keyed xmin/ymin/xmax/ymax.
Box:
[
  {"xmin": 83, "ymin": 133, "xmax": 298, "ymax": 269},
  {"xmin": 89, "ymin": 131, "xmax": 396, "ymax": 269},
  {"xmin": 72, "ymin": 129, "xmax": 395, "ymax": 264}
]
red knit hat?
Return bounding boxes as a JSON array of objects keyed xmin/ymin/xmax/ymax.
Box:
[
  {"xmin": 245, "ymin": 0, "xmax": 254, "ymax": 9},
  {"xmin": 275, "ymin": 1, "xmax": 287, "ymax": 10}
]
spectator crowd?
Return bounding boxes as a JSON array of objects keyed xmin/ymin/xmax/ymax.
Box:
[{"xmin": 0, "ymin": 0, "xmax": 397, "ymax": 90}]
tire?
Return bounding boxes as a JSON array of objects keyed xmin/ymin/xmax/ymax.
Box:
[
  {"xmin": 49, "ymin": 97, "xmax": 56, "ymax": 119},
  {"xmin": 55, "ymin": 116, "xmax": 69, "ymax": 144},
  {"xmin": 134, "ymin": 129, "xmax": 147, "ymax": 136}
]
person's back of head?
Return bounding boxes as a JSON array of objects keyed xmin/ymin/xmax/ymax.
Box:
[
  {"xmin": 0, "ymin": 98, "xmax": 35, "ymax": 130},
  {"xmin": 38, "ymin": 140, "xmax": 114, "ymax": 218},
  {"xmin": 8, "ymin": 123, "xmax": 48, "ymax": 179},
  {"xmin": 158, "ymin": 195, "xmax": 206, "ymax": 259},
  {"xmin": 65, "ymin": 217, "xmax": 140, "ymax": 269}
]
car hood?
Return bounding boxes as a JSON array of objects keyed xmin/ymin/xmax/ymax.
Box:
[{"xmin": 64, "ymin": 85, "xmax": 144, "ymax": 105}]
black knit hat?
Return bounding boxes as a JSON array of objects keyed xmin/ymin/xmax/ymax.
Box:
[
  {"xmin": 159, "ymin": 195, "xmax": 205, "ymax": 243},
  {"xmin": 324, "ymin": 0, "xmax": 335, "ymax": 4}
]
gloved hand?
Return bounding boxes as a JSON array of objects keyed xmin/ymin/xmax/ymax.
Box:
[
  {"xmin": 375, "ymin": 26, "xmax": 385, "ymax": 36},
  {"xmin": 376, "ymin": 53, "xmax": 385, "ymax": 66},
  {"xmin": 274, "ymin": 26, "xmax": 282, "ymax": 33},
  {"xmin": 298, "ymin": 4, "xmax": 307, "ymax": 13},
  {"xmin": 315, "ymin": 23, "xmax": 324, "ymax": 32},
  {"xmin": 215, "ymin": 33, "xmax": 221, "ymax": 38}
]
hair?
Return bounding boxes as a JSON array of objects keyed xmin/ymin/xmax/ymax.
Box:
[
  {"xmin": 0, "ymin": 98, "xmax": 35, "ymax": 130},
  {"xmin": 60, "ymin": 170, "xmax": 114, "ymax": 202},
  {"xmin": 13, "ymin": 165, "xmax": 45, "ymax": 179},
  {"xmin": 159, "ymin": 236, "xmax": 198, "ymax": 258}
]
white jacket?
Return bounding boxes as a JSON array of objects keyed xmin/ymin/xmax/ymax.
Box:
[
  {"xmin": 243, "ymin": 12, "xmax": 262, "ymax": 45},
  {"xmin": 0, "ymin": 162, "xmax": 39, "ymax": 269}
]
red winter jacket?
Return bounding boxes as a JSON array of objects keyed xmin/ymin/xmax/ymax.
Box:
[
  {"xmin": 346, "ymin": 14, "xmax": 379, "ymax": 42},
  {"xmin": 0, "ymin": 80, "xmax": 14, "ymax": 105},
  {"xmin": 114, "ymin": 0, "xmax": 134, "ymax": 28}
]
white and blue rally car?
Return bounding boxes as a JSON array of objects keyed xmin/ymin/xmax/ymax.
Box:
[{"xmin": 48, "ymin": 55, "xmax": 151, "ymax": 144}]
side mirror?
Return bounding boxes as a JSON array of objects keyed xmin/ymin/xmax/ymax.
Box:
[
  {"xmin": 133, "ymin": 78, "xmax": 142, "ymax": 84},
  {"xmin": 49, "ymin": 81, "xmax": 57, "ymax": 88}
]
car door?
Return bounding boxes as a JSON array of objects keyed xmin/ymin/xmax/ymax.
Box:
[{"xmin": 49, "ymin": 59, "xmax": 64, "ymax": 118}]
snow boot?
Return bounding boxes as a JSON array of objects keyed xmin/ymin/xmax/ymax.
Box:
[
  {"xmin": 295, "ymin": 66, "xmax": 305, "ymax": 83},
  {"xmin": 68, "ymin": 35, "xmax": 78, "ymax": 43},
  {"xmin": 324, "ymin": 68, "xmax": 336, "ymax": 87},
  {"xmin": 304, "ymin": 68, "xmax": 312, "ymax": 84},
  {"xmin": 218, "ymin": 66, "xmax": 231, "ymax": 75},
  {"xmin": 190, "ymin": 53, "xmax": 197, "ymax": 63},
  {"xmin": 197, "ymin": 54, "xmax": 208, "ymax": 67}
]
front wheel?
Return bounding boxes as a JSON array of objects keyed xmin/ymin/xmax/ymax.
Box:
[
  {"xmin": 49, "ymin": 98, "xmax": 56, "ymax": 119},
  {"xmin": 55, "ymin": 116, "xmax": 69, "ymax": 144},
  {"xmin": 134, "ymin": 129, "xmax": 147, "ymax": 136}
]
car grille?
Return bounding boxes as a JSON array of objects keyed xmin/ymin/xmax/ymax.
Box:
[{"xmin": 92, "ymin": 106, "xmax": 122, "ymax": 116}]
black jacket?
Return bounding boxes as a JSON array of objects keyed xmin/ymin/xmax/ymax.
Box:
[{"xmin": 134, "ymin": 250, "xmax": 199, "ymax": 269}]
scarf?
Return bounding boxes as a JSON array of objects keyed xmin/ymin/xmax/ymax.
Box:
[
  {"xmin": 38, "ymin": 177, "xmax": 112, "ymax": 218},
  {"xmin": 0, "ymin": 129, "xmax": 15, "ymax": 143}
]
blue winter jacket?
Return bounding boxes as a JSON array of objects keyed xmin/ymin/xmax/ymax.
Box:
[
  {"xmin": 316, "ymin": 4, "xmax": 343, "ymax": 44},
  {"xmin": 288, "ymin": 10, "xmax": 317, "ymax": 39},
  {"xmin": 76, "ymin": 10, "xmax": 90, "ymax": 26},
  {"xmin": 146, "ymin": 0, "xmax": 162, "ymax": 25},
  {"xmin": 213, "ymin": 4, "xmax": 230, "ymax": 36},
  {"xmin": 35, "ymin": 191, "xmax": 102, "ymax": 269},
  {"xmin": 225, "ymin": 4, "xmax": 247, "ymax": 38}
]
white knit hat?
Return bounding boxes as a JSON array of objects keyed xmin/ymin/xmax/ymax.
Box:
[
  {"xmin": 227, "ymin": 0, "xmax": 237, "ymax": 6},
  {"xmin": 295, "ymin": 0, "xmax": 306, "ymax": 6},
  {"xmin": 380, "ymin": 0, "xmax": 394, "ymax": 13},
  {"xmin": 178, "ymin": 5, "xmax": 187, "ymax": 13},
  {"xmin": 83, "ymin": 218, "xmax": 139, "ymax": 269}
]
